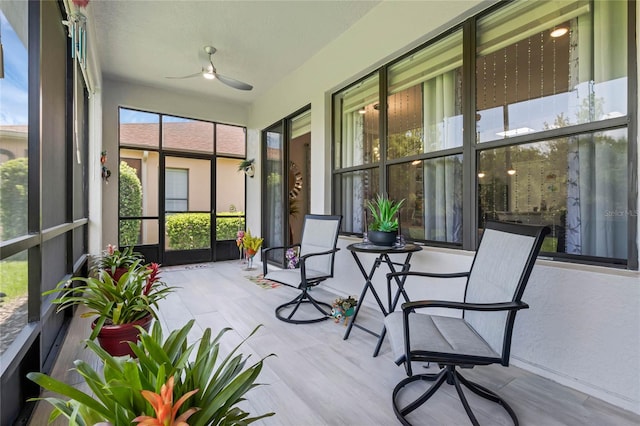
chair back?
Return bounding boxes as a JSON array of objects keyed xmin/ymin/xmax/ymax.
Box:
[
  {"xmin": 464, "ymin": 221, "xmax": 549, "ymax": 363},
  {"xmin": 299, "ymin": 215, "xmax": 342, "ymax": 276}
]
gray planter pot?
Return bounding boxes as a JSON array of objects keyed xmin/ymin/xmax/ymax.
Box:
[{"xmin": 368, "ymin": 230, "xmax": 396, "ymax": 246}]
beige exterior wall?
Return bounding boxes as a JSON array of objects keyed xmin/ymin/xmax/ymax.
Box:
[
  {"xmin": 0, "ymin": 128, "xmax": 28, "ymax": 164},
  {"xmin": 216, "ymin": 158, "xmax": 245, "ymax": 214}
]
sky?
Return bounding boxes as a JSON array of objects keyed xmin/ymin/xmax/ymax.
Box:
[{"xmin": 0, "ymin": 12, "xmax": 29, "ymax": 126}]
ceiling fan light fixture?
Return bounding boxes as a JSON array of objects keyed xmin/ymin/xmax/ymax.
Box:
[{"xmin": 166, "ymin": 46, "xmax": 252, "ymax": 91}]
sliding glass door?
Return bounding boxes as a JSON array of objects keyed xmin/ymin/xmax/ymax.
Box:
[{"xmin": 262, "ymin": 106, "xmax": 311, "ymax": 267}]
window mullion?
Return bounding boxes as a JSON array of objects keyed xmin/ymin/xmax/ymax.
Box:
[
  {"xmin": 379, "ymin": 67, "xmax": 388, "ymax": 194},
  {"xmin": 462, "ymin": 17, "xmax": 477, "ymax": 251}
]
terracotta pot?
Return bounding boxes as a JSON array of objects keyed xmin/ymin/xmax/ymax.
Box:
[
  {"xmin": 92, "ymin": 315, "xmax": 152, "ymax": 357},
  {"xmin": 368, "ymin": 230, "xmax": 397, "ymax": 246}
]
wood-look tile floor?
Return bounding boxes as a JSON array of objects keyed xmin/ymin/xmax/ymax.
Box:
[{"xmin": 29, "ymin": 261, "xmax": 640, "ymax": 426}]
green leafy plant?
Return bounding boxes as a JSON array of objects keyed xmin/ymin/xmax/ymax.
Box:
[
  {"xmin": 43, "ymin": 261, "xmax": 174, "ymax": 340},
  {"xmin": 217, "ymin": 215, "xmax": 245, "ymax": 239},
  {"xmin": 0, "ymin": 157, "xmax": 28, "ymax": 241},
  {"xmin": 27, "ymin": 320, "xmax": 275, "ymax": 426},
  {"xmin": 237, "ymin": 158, "xmax": 255, "ymax": 172},
  {"xmin": 367, "ymin": 194, "xmax": 405, "ymax": 232},
  {"xmin": 91, "ymin": 244, "xmax": 143, "ymax": 277},
  {"xmin": 333, "ymin": 295, "xmax": 358, "ymax": 311},
  {"xmin": 242, "ymin": 229, "xmax": 263, "ymax": 255},
  {"xmin": 119, "ymin": 161, "xmax": 143, "ymax": 246}
]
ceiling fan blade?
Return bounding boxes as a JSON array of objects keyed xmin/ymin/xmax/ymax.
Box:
[
  {"xmin": 214, "ymin": 73, "xmax": 253, "ymax": 91},
  {"xmin": 165, "ymin": 71, "xmax": 202, "ymax": 79}
]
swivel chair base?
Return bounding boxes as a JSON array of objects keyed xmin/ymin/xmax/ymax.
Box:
[
  {"xmin": 392, "ymin": 365, "xmax": 519, "ymax": 426},
  {"xmin": 275, "ymin": 289, "xmax": 331, "ymax": 324}
]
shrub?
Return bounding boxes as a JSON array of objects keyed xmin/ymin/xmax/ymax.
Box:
[
  {"xmin": 166, "ymin": 213, "xmax": 211, "ymax": 250},
  {"xmin": 0, "ymin": 158, "xmax": 28, "ymax": 240},
  {"xmin": 217, "ymin": 215, "xmax": 245, "ymax": 239},
  {"xmin": 119, "ymin": 161, "xmax": 142, "ymax": 246},
  {"xmin": 165, "ymin": 213, "xmax": 245, "ymax": 249}
]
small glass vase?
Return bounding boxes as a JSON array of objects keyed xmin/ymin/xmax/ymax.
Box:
[{"xmin": 245, "ymin": 249, "xmax": 257, "ymax": 270}]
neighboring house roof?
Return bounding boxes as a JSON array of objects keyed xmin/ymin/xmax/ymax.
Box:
[
  {"xmin": 120, "ymin": 122, "xmax": 245, "ymax": 156},
  {"xmin": 0, "ymin": 125, "xmax": 29, "ymax": 133}
]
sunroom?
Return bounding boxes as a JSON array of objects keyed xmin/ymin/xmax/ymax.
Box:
[{"xmin": 0, "ymin": 0, "xmax": 638, "ymax": 424}]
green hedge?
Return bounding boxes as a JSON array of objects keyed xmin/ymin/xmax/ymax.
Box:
[
  {"xmin": 165, "ymin": 212, "xmax": 245, "ymax": 250},
  {"xmin": 119, "ymin": 161, "xmax": 143, "ymax": 246},
  {"xmin": 0, "ymin": 158, "xmax": 28, "ymax": 240}
]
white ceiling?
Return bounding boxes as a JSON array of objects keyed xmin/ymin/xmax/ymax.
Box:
[{"xmin": 88, "ymin": 0, "xmax": 381, "ymax": 104}]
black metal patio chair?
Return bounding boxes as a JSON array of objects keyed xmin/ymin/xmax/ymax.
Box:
[
  {"xmin": 262, "ymin": 214, "xmax": 342, "ymax": 324},
  {"xmin": 384, "ymin": 220, "xmax": 549, "ymax": 425}
]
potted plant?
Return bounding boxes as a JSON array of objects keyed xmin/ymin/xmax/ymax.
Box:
[
  {"xmin": 366, "ymin": 194, "xmax": 404, "ymax": 246},
  {"xmin": 331, "ymin": 295, "xmax": 358, "ymax": 326},
  {"xmin": 242, "ymin": 229, "xmax": 264, "ymax": 270},
  {"xmin": 237, "ymin": 158, "xmax": 255, "ymax": 177},
  {"xmin": 43, "ymin": 260, "xmax": 173, "ymax": 357},
  {"xmin": 27, "ymin": 320, "xmax": 275, "ymax": 426},
  {"xmin": 92, "ymin": 244, "xmax": 143, "ymax": 281}
]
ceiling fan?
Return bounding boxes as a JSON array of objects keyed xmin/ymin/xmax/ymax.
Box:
[{"xmin": 166, "ymin": 46, "xmax": 253, "ymax": 91}]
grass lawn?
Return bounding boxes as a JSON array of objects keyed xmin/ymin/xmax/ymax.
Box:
[{"xmin": 0, "ymin": 260, "xmax": 28, "ymax": 303}]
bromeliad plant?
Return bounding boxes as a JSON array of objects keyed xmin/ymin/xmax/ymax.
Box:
[
  {"xmin": 133, "ymin": 376, "xmax": 200, "ymax": 426},
  {"xmin": 366, "ymin": 194, "xmax": 405, "ymax": 232},
  {"xmin": 92, "ymin": 244, "xmax": 144, "ymax": 279},
  {"xmin": 44, "ymin": 260, "xmax": 173, "ymax": 340},
  {"xmin": 242, "ymin": 229, "xmax": 264, "ymax": 256},
  {"xmin": 27, "ymin": 319, "xmax": 275, "ymax": 426}
]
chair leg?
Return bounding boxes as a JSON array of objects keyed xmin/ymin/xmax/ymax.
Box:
[
  {"xmin": 392, "ymin": 368, "xmax": 447, "ymax": 425},
  {"xmin": 275, "ymin": 287, "xmax": 331, "ymax": 324},
  {"xmin": 456, "ymin": 371, "xmax": 519, "ymax": 426},
  {"xmin": 391, "ymin": 365, "xmax": 519, "ymax": 426},
  {"xmin": 452, "ymin": 369, "xmax": 480, "ymax": 426}
]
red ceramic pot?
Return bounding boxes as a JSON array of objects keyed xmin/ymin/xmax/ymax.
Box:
[{"xmin": 92, "ymin": 315, "xmax": 152, "ymax": 357}]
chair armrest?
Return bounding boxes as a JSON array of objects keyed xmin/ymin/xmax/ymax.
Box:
[
  {"xmin": 386, "ymin": 271, "xmax": 470, "ymax": 310},
  {"xmin": 402, "ymin": 300, "xmax": 529, "ymax": 312},
  {"xmin": 262, "ymin": 244, "xmax": 301, "ymax": 256}
]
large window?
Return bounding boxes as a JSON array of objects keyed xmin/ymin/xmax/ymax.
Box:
[
  {"xmin": 332, "ymin": 0, "xmax": 634, "ymax": 267},
  {"xmin": 165, "ymin": 168, "xmax": 188, "ymax": 211},
  {"xmin": 476, "ymin": 1, "xmax": 626, "ymax": 143},
  {"xmin": 0, "ymin": 6, "xmax": 29, "ymax": 356},
  {"xmin": 478, "ymin": 129, "xmax": 628, "ymax": 261},
  {"xmin": 334, "ymin": 30, "xmax": 465, "ymax": 244},
  {"xmin": 333, "ymin": 73, "xmax": 380, "ymax": 234},
  {"xmin": 118, "ymin": 108, "xmax": 247, "ymax": 262},
  {"xmin": 0, "ymin": 2, "xmax": 91, "ymax": 422}
]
